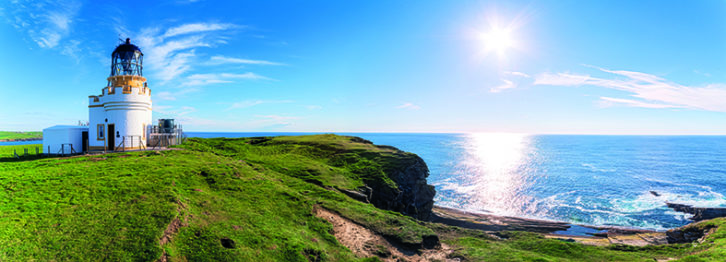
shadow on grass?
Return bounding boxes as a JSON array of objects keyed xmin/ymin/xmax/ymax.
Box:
[{"xmin": 0, "ymin": 155, "xmax": 52, "ymax": 162}]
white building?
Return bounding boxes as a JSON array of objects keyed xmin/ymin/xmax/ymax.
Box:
[
  {"xmin": 42, "ymin": 125, "xmax": 88, "ymax": 155},
  {"xmin": 88, "ymin": 38, "xmax": 152, "ymax": 151}
]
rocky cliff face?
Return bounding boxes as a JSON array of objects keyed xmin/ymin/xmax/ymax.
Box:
[
  {"xmin": 369, "ymin": 151, "xmax": 436, "ymax": 220},
  {"xmin": 340, "ymin": 142, "xmax": 436, "ymax": 221},
  {"xmin": 268, "ymin": 135, "xmax": 437, "ymax": 221}
]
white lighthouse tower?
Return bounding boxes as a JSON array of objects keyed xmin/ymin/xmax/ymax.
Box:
[{"xmin": 88, "ymin": 38, "xmax": 152, "ymax": 151}]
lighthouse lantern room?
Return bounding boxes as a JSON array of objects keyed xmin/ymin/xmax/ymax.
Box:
[{"xmin": 88, "ymin": 38, "xmax": 152, "ymax": 151}]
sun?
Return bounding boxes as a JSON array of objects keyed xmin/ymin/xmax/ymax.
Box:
[{"xmin": 480, "ymin": 26, "xmax": 514, "ymax": 56}]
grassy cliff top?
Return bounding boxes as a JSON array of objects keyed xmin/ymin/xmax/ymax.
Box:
[
  {"xmin": 0, "ymin": 131, "xmax": 42, "ymax": 141},
  {"xmin": 0, "ymin": 134, "xmax": 724, "ymax": 261}
]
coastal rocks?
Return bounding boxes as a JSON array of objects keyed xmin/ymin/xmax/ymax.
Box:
[
  {"xmin": 665, "ymin": 220, "xmax": 717, "ymax": 244},
  {"xmin": 339, "ymin": 186, "xmax": 372, "ymax": 203},
  {"xmin": 366, "ymin": 151, "xmax": 436, "ymax": 221},
  {"xmin": 666, "ymin": 202, "xmax": 726, "ymax": 221}
]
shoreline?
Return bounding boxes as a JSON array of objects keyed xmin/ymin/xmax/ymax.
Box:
[
  {"xmin": 0, "ymin": 138, "xmax": 42, "ymax": 142},
  {"xmin": 430, "ymin": 205, "xmax": 670, "ymax": 246}
]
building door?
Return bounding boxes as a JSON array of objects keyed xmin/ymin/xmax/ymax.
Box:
[
  {"xmin": 82, "ymin": 131, "xmax": 88, "ymax": 153},
  {"xmin": 108, "ymin": 124, "xmax": 115, "ymax": 151}
]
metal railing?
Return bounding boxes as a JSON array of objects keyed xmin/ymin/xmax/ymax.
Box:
[
  {"xmin": 147, "ymin": 124, "xmax": 184, "ymax": 149},
  {"xmin": 115, "ymin": 135, "xmax": 146, "ymax": 152}
]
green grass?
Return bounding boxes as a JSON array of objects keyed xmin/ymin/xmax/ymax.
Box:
[
  {"xmin": 0, "ymin": 131, "xmax": 41, "ymax": 141},
  {"xmin": 0, "ymin": 143, "xmax": 43, "ymax": 158},
  {"xmin": 0, "ymin": 135, "xmax": 723, "ymax": 261}
]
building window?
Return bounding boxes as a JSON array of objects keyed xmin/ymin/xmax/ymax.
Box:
[
  {"xmin": 97, "ymin": 124, "xmax": 105, "ymax": 140},
  {"xmin": 142, "ymin": 124, "xmax": 146, "ymax": 140},
  {"xmin": 108, "ymin": 86, "xmax": 115, "ymax": 95},
  {"xmin": 123, "ymin": 86, "xmax": 132, "ymax": 94}
]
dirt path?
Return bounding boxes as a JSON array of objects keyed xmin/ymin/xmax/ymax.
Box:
[{"xmin": 314, "ymin": 207, "xmax": 458, "ymax": 262}]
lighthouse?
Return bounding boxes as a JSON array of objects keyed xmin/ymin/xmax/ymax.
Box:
[{"xmin": 88, "ymin": 38, "xmax": 152, "ymax": 151}]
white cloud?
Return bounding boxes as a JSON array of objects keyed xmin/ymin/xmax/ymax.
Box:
[
  {"xmin": 162, "ymin": 23, "xmax": 236, "ymax": 39},
  {"xmin": 178, "ymin": 106, "xmax": 197, "ymax": 116},
  {"xmin": 5, "ymin": 0, "xmax": 82, "ymax": 49},
  {"xmin": 135, "ymin": 22, "xmax": 239, "ymax": 83},
  {"xmin": 534, "ymin": 67, "xmax": 726, "ymax": 112},
  {"xmin": 184, "ymin": 72, "xmax": 270, "ymax": 86},
  {"xmin": 156, "ymin": 91, "xmax": 177, "ymax": 101},
  {"xmin": 505, "ymin": 71, "xmax": 530, "ymax": 78},
  {"xmin": 490, "ymin": 79, "xmax": 516, "ymax": 93},
  {"xmin": 396, "ymin": 102, "xmax": 421, "ymax": 110},
  {"xmin": 153, "ymin": 105, "xmax": 196, "ymax": 117},
  {"xmin": 598, "ymin": 97, "xmax": 680, "ymax": 109},
  {"xmin": 209, "ymin": 55, "xmax": 285, "ymax": 66},
  {"xmin": 226, "ymin": 99, "xmax": 293, "ymax": 111}
]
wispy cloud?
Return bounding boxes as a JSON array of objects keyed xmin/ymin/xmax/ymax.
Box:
[
  {"xmin": 226, "ymin": 99, "xmax": 293, "ymax": 111},
  {"xmin": 184, "ymin": 72, "xmax": 270, "ymax": 86},
  {"xmin": 153, "ymin": 105, "xmax": 197, "ymax": 116},
  {"xmin": 490, "ymin": 79, "xmax": 515, "ymax": 93},
  {"xmin": 162, "ymin": 23, "xmax": 238, "ymax": 39},
  {"xmin": 396, "ymin": 102, "xmax": 421, "ymax": 110},
  {"xmin": 489, "ymin": 71, "xmax": 530, "ymax": 93},
  {"xmin": 134, "ymin": 22, "xmax": 238, "ymax": 83},
  {"xmin": 156, "ymin": 91, "xmax": 177, "ymax": 101},
  {"xmin": 4, "ymin": 0, "xmax": 82, "ymax": 49},
  {"xmin": 598, "ymin": 97, "xmax": 680, "ymax": 109},
  {"xmin": 505, "ymin": 71, "xmax": 530, "ymax": 78},
  {"xmin": 209, "ymin": 55, "xmax": 285, "ymax": 66},
  {"xmin": 534, "ymin": 67, "xmax": 726, "ymax": 112}
]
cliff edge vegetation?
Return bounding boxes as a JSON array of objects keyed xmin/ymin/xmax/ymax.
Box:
[{"xmin": 0, "ymin": 135, "xmax": 724, "ymax": 261}]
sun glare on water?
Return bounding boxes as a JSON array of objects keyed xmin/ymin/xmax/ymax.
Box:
[{"xmin": 452, "ymin": 133, "xmax": 534, "ymax": 216}]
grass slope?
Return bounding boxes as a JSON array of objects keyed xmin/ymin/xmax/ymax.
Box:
[
  {"xmin": 0, "ymin": 131, "xmax": 42, "ymax": 141},
  {"xmin": 0, "ymin": 135, "xmax": 723, "ymax": 261}
]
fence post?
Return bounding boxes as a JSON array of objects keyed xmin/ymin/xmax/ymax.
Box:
[
  {"xmin": 24, "ymin": 148, "xmax": 28, "ymax": 156},
  {"xmin": 36, "ymin": 147, "xmax": 39, "ymax": 155}
]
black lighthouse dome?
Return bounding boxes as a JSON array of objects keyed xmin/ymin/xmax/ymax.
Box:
[{"xmin": 111, "ymin": 38, "xmax": 143, "ymax": 77}]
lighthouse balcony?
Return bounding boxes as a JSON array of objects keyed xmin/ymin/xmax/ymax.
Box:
[
  {"xmin": 103, "ymin": 85, "xmax": 150, "ymax": 96},
  {"xmin": 107, "ymin": 75, "xmax": 146, "ymax": 87}
]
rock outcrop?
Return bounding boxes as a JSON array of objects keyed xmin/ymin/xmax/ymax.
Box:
[
  {"xmin": 332, "ymin": 138, "xmax": 436, "ymax": 221},
  {"xmin": 666, "ymin": 220, "xmax": 717, "ymax": 244},
  {"xmin": 666, "ymin": 202, "xmax": 726, "ymax": 221},
  {"xmin": 371, "ymin": 151, "xmax": 436, "ymax": 220},
  {"xmin": 348, "ymin": 144, "xmax": 436, "ymax": 221}
]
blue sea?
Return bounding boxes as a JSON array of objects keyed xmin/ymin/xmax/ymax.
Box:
[{"xmin": 194, "ymin": 133, "xmax": 726, "ymax": 230}]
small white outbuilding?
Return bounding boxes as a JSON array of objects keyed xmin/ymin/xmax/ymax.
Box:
[{"xmin": 42, "ymin": 125, "xmax": 89, "ymax": 155}]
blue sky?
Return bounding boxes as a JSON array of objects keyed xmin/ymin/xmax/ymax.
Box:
[{"xmin": 1, "ymin": 0, "xmax": 725, "ymax": 134}]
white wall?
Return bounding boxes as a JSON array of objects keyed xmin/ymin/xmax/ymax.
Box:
[
  {"xmin": 88, "ymin": 85, "xmax": 152, "ymax": 150},
  {"xmin": 42, "ymin": 126, "xmax": 88, "ymax": 155}
]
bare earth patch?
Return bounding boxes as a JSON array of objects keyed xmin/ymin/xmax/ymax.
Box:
[
  {"xmin": 157, "ymin": 200, "xmax": 189, "ymax": 262},
  {"xmin": 314, "ymin": 207, "xmax": 457, "ymax": 262}
]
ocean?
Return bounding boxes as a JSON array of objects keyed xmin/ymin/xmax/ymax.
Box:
[{"xmin": 28, "ymin": 132, "xmax": 726, "ymax": 230}]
